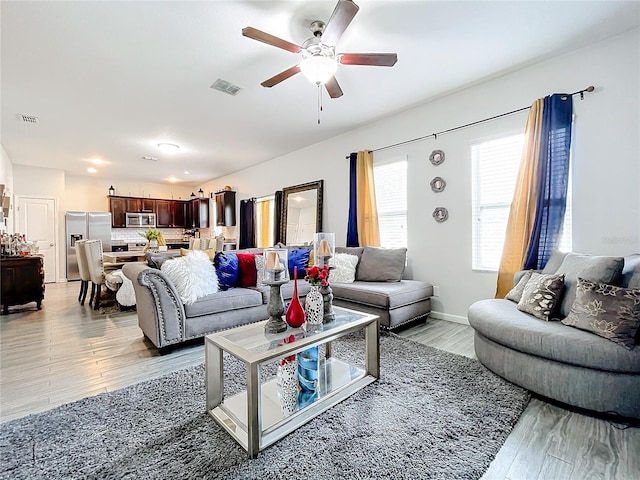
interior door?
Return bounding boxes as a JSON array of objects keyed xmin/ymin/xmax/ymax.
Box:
[{"xmin": 17, "ymin": 197, "xmax": 57, "ymax": 283}]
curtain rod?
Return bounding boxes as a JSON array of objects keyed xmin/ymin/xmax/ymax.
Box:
[{"xmin": 345, "ymin": 86, "xmax": 595, "ymax": 158}]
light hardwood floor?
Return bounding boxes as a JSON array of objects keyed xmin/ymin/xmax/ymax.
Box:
[{"xmin": 1, "ymin": 282, "xmax": 638, "ymax": 479}]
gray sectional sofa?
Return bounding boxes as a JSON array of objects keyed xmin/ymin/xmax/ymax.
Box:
[
  {"xmin": 468, "ymin": 252, "xmax": 640, "ymax": 419},
  {"xmin": 123, "ymin": 246, "xmax": 433, "ymax": 351}
]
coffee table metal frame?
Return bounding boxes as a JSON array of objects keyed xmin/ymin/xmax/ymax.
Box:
[{"xmin": 205, "ymin": 306, "xmax": 379, "ymax": 458}]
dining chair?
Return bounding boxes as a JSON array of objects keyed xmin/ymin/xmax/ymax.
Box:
[
  {"xmin": 84, "ymin": 239, "xmax": 119, "ymax": 310},
  {"xmin": 75, "ymin": 240, "xmax": 91, "ymax": 305}
]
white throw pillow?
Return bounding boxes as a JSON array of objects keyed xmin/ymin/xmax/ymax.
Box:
[
  {"xmin": 161, "ymin": 250, "xmax": 219, "ymax": 305},
  {"xmin": 331, "ymin": 253, "xmax": 359, "ymax": 284}
]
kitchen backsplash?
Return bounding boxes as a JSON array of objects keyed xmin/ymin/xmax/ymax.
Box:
[{"xmin": 112, "ymin": 228, "xmax": 185, "ymax": 243}]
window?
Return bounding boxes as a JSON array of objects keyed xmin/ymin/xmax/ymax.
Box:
[
  {"xmin": 471, "ymin": 134, "xmax": 572, "ymax": 271},
  {"xmin": 374, "ymin": 158, "xmax": 407, "ymax": 248}
]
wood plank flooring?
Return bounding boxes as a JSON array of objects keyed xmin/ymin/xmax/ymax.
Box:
[{"xmin": 1, "ymin": 282, "xmax": 638, "ymax": 479}]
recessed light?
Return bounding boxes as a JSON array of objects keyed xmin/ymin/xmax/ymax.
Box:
[
  {"xmin": 184, "ymin": 170, "xmax": 190, "ymax": 175},
  {"xmin": 158, "ymin": 142, "xmax": 179, "ymax": 152},
  {"xmin": 167, "ymin": 177, "xmax": 178, "ymax": 183},
  {"xmin": 87, "ymin": 167, "xmax": 97, "ymax": 173},
  {"xmin": 92, "ymin": 158, "xmax": 102, "ymax": 165}
]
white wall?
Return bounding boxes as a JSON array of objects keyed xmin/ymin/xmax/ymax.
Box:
[
  {"xmin": 202, "ymin": 29, "xmax": 640, "ymax": 323},
  {"xmin": 0, "ymin": 145, "xmax": 15, "ymax": 234},
  {"xmin": 11, "ymin": 168, "xmax": 196, "ymax": 281},
  {"xmin": 64, "ymin": 175, "xmax": 194, "ymax": 212}
]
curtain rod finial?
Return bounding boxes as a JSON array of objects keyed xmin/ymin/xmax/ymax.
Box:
[{"xmin": 586, "ymin": 86, "xmax": 595, "ymax": 92}]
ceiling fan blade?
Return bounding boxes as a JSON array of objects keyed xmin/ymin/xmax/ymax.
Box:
[
  {"xmin": 242, "ymin": 27, "xmax": 301, "ymax": 54},
  {"xmin": 321, "ymin": 0, "xmax": 360, "ymax": 46},
  {"xmin": 324, "ymin": 76, "xmax": 343, "ymax": 98},
  {"xmin": 339, "ymin": 53, "xmax": 398, "ymax": 67},
  {"xmin": 261, "ymin": 65, "xmax": 301, "ymax": 88}
]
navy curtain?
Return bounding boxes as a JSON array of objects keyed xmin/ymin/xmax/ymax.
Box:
[
  {"xmin": 346, "ymin": 152, "xmax": 359, "ymax": 247},
  {"xmin": 239, "ymin": 198, "xmax": 257, "ymax": 249},
  {"xmin": 524, "ymin": 94, "xmax": 573, "ymax": 270}
]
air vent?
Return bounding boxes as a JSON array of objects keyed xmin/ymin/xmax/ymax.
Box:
[
  {"xmin": 142, "ymin": 156, "xmax": 159, "ymax": 161},
  {"xmin": 17, "ymin": 114, "xmax": 39, "ymax": 124},
  {"xmin": 211, "ymin": 79, "xmax": 243, "ymax": 96}
]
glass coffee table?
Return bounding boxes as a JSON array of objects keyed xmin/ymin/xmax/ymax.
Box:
[{"xmin": 205, "ymin": 306, "xmax": 379, "ymax": 458}]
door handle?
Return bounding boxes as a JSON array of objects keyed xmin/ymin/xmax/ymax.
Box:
[{"xmin": 49, "ymin": 243, "xmax": 54, "ymax": 246}]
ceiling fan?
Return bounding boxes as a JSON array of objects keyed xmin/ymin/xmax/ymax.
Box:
[{"xmin": 242, "ymin": 0, "xmax": 397, "ymax": 99}]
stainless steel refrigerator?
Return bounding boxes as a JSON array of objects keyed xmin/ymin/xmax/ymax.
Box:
[{"xmin": 65, "ymin": 211, "xmax": 112, "ymax": 281}]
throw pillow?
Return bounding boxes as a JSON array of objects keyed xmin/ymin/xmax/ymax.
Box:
[
  {"xmin": 554, "ymin": 253, "xmax": 625, "ymax": 318},
  {"xmin": 288, "ymin": 249, "xmax": 311, "ymax": 279},
  {"xmin": 517, "ymin": 272, "xmax": 565, "ymax": 321},
  {"xmin": 561, "ymin": 278, "xmax": 640, "ymax": 349},
  {"xmin": 236, "ymin": 253, "xmax": 258, "ymax": 288},
  {"xmin": 505, "ymin": 270, "xmax": 533, "ymax": 303},
  {"xmin": 214, "ymin": 252, "xmax": 239, "ymax": 291},
  {"xmin": 330, "ymin": 253, "xmax": 359, "ymax": 284},
  {"xmin": 180, "ymin": 247, "xmax": 215, "ymax": 260},
  {"xmin": 356, "ymin": 246, "xmax": 407, "ymax": 282},
  {"xmin": 160, "ymin": 250, "xmax": 218, "ymax": 305}
]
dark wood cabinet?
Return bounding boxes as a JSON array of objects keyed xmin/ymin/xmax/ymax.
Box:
[
  {"xmin": 215, "ymin": 191, "xmax": 236, "ymax": 226},
  {"xmin": 141, "ymin": 199, "xmax": 155, "ymax": 212},
  {"xmin": 155, "ymin": 200, "xmax": 173, "ymax": 227},
  {"xmin": 156, "ymin": 200, "xmax": 187, "ymax": 228},
  {"xmin": 109, "ymin": 197, "xmax": 127, "ymax": 227},
  {"xmin": 173, "ymin": 201, "xmax": 187, "ymax": 228},
  {"xmin": 188, "ymin": 199, "xmax": 209, "ymax": 228},
  {"xmin": 1, "ymin": 256, "xmax": 45, "ymax": 314},
  {"xmin": 125, "ymin": 198, "xmax": 141, "ymax": 212}
]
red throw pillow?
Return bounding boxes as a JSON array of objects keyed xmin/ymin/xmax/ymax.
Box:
[{"xmin": 236, "ymin": 253, "xmax": 258, "ymax": 287}]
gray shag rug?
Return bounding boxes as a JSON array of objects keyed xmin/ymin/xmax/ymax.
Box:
[{"xmin": 0, "ymin": 333, "xmax": 529, "ymax": 480}]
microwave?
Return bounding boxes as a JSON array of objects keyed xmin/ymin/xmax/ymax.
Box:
[{"xmin": 125, "ymin": 212, "xmax": 156, "ymax": 228}]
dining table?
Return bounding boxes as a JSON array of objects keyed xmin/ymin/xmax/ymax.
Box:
[{"xmin": 102, "ymin": 251, "xmax": 148, "ymax": 264}]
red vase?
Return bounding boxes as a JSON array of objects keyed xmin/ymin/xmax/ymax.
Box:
[{"xmin": 286, "ymin": 266, "xmax": 306, "ymax": 328}]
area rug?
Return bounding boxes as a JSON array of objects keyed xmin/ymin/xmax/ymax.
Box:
[{"xmin": 0, "ymin": 333, "xmax": 530, "ymax": 480}]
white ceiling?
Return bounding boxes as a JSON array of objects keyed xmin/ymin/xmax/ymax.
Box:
[{"xmin": 2, "ymin": 1, "xmax": 638, "ymax": 187}]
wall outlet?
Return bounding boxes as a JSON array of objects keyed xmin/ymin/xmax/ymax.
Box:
[{"xmin": 433, "ymin": 286, "xmax": 440, "ymax": 297}]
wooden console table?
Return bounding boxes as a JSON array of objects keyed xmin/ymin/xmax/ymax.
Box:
[{"xmin": 1, "ymin": 255, "xmax": 45, "ymax": 314}]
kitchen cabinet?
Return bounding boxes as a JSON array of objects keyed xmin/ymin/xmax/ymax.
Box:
[
  {"xmin": 1, "ymin": 255, "xmax": 45, "ymax": 314},
  {"xmin": 172, "ymin": 201, "xmax": 187, "ymax": 228},
  {"xmin": 156, "ymin": 200, "xmax": 187, "ymax": 228},
  {"xmin": 109, "ymin": 197, "xmax": 127, "ymax": 228},
  {"xmin": 188, "ymin": 198, "xmax": 209, "ymax": 228},
  {"xmin": 215, "ymin": 190, "xmax": 236, "ymax": 226},
  {"xmin": 141, "ymin": 198, "xmax": 155, "ymax": 212},
  {"xmin": 125, "ymin": 198, "xmax": 141, "ymax": 212}
]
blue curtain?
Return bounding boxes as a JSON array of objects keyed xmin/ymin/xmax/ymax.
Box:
[
  {"xmin": 346, "ymin": 152, "xmax": 359, "ymax": 247},
  {"xmin": 524, "ymin": 94, "xmax": 573, "ymax": 270}
]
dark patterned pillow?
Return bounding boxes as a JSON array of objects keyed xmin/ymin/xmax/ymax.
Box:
[
  {"xmin": 517, "ymin": 272, "xmax": 565, "ymax": 321},
  {"xmin": 561, "ymin": 278, "xmax": 640, "ymax": 349},
  {"xmin": 506, "ymin": 271, "xmax": 533, "ymax": 303}
]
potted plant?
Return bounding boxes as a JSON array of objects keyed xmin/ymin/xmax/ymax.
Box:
[{"xmin": 139, "ymin": 229, "xmax": 161, "ymax": 251}]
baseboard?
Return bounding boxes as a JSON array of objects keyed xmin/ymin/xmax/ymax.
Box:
[{"xmin": 429, "ymin": 311, "xmax": 469, "ymax": 325}]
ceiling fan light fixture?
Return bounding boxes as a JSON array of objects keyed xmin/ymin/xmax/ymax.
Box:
[{"xmin": 300, "ymin": 55, "xmax": 338, "ymax": 85}]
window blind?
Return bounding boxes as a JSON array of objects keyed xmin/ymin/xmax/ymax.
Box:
[
  {"xmin": 472, "ymin": 134, "xmax": 571, "ymax": 271},
  {"xmin": 374, "ymin": 159, "xmax": 407, "ymax": 248}
]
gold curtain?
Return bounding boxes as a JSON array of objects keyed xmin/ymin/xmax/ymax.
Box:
[
  {"xmin": 257, "ymin": 200, "xmax": 272, "ymax": 248},
  {"xmin": 356, "ymin": 150, "xmax": 380, "ymax": 246},
  {"xmin": 495, "ymin": 99, "xmax": 544, "ymax": 298}
]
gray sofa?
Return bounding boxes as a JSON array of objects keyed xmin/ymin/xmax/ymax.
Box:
[
  {"xmin": 331, "ymin": 246, "xmax": 433, "ymax": 329},
  {"xmin": 468, "ymin": 252, "xmax": 640, "ymax": 419},
  {"xmin": 123, "ymin": 246, "xmax": 433, "ymax": 351}
]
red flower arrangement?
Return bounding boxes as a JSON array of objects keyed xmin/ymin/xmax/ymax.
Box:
[{"xmin": 305, "ymin": 264, "xmax": 329, "ymax": 287}]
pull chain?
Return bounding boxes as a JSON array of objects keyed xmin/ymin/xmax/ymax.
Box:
[{"xmin": 317, "ymin": 84, "xmax": 322, "ymax": 125}]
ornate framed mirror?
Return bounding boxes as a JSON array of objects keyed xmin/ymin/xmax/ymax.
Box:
[{"xmin": 281, "ymin": 180, "xmax": 323, "ymax": 245}]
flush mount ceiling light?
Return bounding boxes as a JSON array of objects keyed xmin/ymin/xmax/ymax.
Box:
[
  {"xmin": 157, "ymin": 142, "xmax": 179, "ymax": 152},
  {"xmin": 87, "ymin": 167, "xmax": 97, "ymax": 173}
]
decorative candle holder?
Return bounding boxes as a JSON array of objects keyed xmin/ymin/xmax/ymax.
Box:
[
  {"xmin": 314, "ymin": 233, "xmax": 336, "ymax": 323},
  {"xmin": 263, "ymin": 248, "xmax": 289, "ymax": 333}
]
